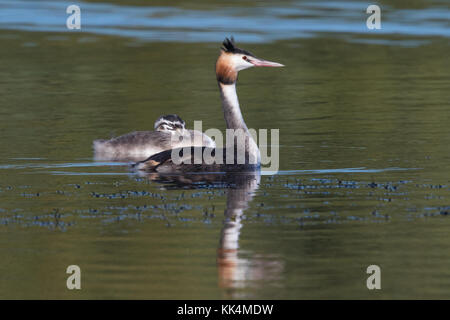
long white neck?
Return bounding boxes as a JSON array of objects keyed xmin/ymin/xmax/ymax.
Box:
[
  {"xmin": 219, "ymin": 82, "xmax": 260, "ymax": 164},
  {"xmin": 219, "ymin": 83, "xmax": 247, "ymax": 130}
]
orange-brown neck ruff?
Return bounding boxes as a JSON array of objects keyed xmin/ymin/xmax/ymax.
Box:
[{"xmin": 216, "ymin": 51, "xmax": 237, "ymax": 85}]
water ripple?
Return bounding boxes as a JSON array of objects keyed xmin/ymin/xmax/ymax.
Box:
[{"xmin": 0, "ymin": 0, "xmax": 448, "ymax": 44}]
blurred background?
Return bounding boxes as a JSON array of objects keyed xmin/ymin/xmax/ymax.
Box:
[{"xmin": 0, "ymin": 0, "xmax": 449, "ymax": 299}]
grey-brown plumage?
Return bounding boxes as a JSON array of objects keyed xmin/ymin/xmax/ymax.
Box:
[{"xmin": 93, "ymin": 115, "xmax": 215, "ymax": 161}]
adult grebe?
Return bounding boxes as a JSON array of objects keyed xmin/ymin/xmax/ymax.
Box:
[
  {"xmin": 93, "ymin": 114, "xmax": 215, "ymax": 161},
  {"xmin": 135, "ymin": 37, "xmax": 283, "ymax": 173}
]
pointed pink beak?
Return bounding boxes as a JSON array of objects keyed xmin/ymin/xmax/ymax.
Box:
[{"xmin": 250, "ymin": 57, "xmax": 284, "ymax": 67}]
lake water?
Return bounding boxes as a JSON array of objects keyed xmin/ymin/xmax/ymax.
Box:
[{"xmin": 0, "ymin": 0, "xmax": 449, "ymax": 299}]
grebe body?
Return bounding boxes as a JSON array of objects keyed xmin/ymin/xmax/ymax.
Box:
[{"xmin": 93, "ymin": 114, "xmax": 215, "ymax": 161}]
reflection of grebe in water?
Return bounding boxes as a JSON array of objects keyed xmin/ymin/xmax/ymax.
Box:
[
  {"xmin": 139, "ymin": 170, "xmax": 284, "ymax": 296},
  {"xmin": 93, "ymin": 114, "xmax": 215, "ymax": 161},
  {"xmin": 216, "ymin": 172, "xmax": 284, "ymax": 294}
]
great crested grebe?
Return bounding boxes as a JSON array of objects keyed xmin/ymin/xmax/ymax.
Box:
[
  {"xmin": 135, "ymin": 37, "xmax": 283, "ymax": 173},
  {"xmin": 93, "ymin": 114, "xmax": 215, "ymax": 161}
]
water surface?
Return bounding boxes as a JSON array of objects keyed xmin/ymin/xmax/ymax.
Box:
[{"xmin": 0, "ymin": 0, "xmax": 449, "ymax": 299}]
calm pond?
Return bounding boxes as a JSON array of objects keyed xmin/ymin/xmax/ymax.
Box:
[{"xmin": 0, "ymin": 0, "xmax": 449, "ymax": 299}]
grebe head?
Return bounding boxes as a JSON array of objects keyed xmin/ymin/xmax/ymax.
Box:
[
  {"xmin": 216, "ymin": 37, "xmax": 284, "ymax": 84},
  {"xmin": 154, "ymin": 114, "xmax": 186, "ymax": 134}
]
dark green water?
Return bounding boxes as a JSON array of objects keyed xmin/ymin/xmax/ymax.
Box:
[{"xmin": 0, "ymin": 0, "xmax": 449, "ymax": 299}]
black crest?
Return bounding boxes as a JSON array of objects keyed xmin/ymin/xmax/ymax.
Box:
[{"xmin": 221, "ymin": 37, "xmax": 254, "ymax": 56}]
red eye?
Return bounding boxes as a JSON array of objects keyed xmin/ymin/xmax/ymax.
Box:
[{"xmin": 242, "ymin": 56, "xmax": 247, "ymax": 60}]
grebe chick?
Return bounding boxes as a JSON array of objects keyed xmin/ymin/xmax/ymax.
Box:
[{"xmin": 93, "ymin": 114, "xmax": 215, "ymax": 162}]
